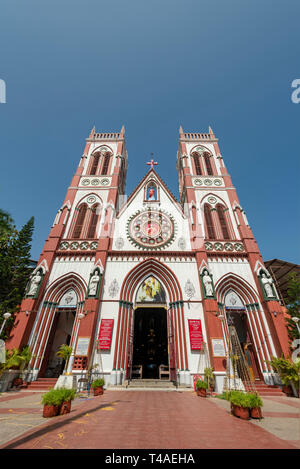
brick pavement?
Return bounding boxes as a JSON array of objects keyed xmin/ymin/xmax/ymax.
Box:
[{"xmin": 0, "ymin": 390, "xmax": 298, "ymax": 449}]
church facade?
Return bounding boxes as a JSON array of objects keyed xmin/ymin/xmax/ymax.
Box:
[{"xmin": 8, "ymin": 126, "xmax": 290, "ymax": 391}]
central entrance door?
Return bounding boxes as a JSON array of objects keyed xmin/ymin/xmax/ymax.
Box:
[{"xmin": 132, "ymin": 307, "xmax": 169, "ymax": 379}]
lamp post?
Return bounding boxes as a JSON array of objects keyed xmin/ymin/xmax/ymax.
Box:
[{"xmin": 0, "ymin": 313, "xmax": 11, "ymax": 336}]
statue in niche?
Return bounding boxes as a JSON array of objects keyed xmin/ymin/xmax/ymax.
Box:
[
  {"xmin": 147, "ymin": 186, "xmax": 156, "ymax": 201},
  {"xmin": 261, "ymin": 272, "xmax": 275, "ymax": 298},
  {"xmin": 202, "ymin": 269, "xmax": 214, "ymax": 297},
  {"xmin": 89, "ymin": 270, "xmax": 100, "ymax": 296},
  {"xmin": 27, "ymin": 270, "xmax": 42, "ymax": 296}
]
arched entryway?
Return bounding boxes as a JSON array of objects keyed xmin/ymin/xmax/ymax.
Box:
[
  {"xmin": 39, "ymin": 290, "xmax": 77, "ymax": 377},
  {"xmin": 113, "ymin": 258, "xmax": 188, "ymax": 383},
  {"xmin": 224, "ymin": 290, "xmax": 261, "ymax": 380},
  {"xmin": 216, "ymin": 274, "xmax": 274, "ymax": 381},
  {"xmin": 29, "ymin": 273, "xmax": 87, "ymax": 377}
]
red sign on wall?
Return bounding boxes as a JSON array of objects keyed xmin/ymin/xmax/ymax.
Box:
[
  {"xmin": 188, "ymin": 319, "xmax": 203, "ymax": 350},
  {"xmin": 98, "ymin": 319, "xmax": 114, "ymax": 350}
]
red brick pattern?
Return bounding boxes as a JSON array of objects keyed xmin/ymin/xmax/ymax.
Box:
[{"xmin": 1, "ymin": 391, "xmax": 297, "ymax": 450}]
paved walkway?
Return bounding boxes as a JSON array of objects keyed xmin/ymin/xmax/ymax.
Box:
[{"xmin": 0, "ymin": 390, "xmax": 299, "ymax": 449}]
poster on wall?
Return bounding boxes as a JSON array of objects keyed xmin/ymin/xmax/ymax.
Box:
[
  {"xmin": 212, "ymin": 338, "xmax": 226, "ymax": 357},
  {"xmin": 75, "ymin": 337, "xmax": 90, "ymax": 356},
  {"xmin": 98, "ymin": 319, "xmax": 114, "ymax": 350},
  {"xmin": 188, "ymin": 319, "xmax": 203, "ymax": 350}
]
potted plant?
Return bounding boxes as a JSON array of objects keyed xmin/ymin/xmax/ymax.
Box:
[
  {"xmin": 91, "ymin": 378, "xmax": 105, "ymax": 396},
  {"xmin": 204, "ymin": 367, "xmax": 215, "ymax": 393},
  {"xmin": 57, "ymin": 388, "xmax": 76, "ymax": 415},
  {"xmin": 247, "ymin": 393, "xmax": 263, "ymax": 419},
  {"xmin": 267, "ymin": 356, "xmax": 300, "ymax": 397},
  {"xmin": 229, "ymin": 391, "xmax": 250, "ymax": 420},
  {"xmin": 195, "ymin": 379, "xmax": 208, "ymax": 397},
  {"xmin": 41, "ymin": 389, "xmax": 62, "ymax": 418},
  {"xmin": 56, "ymin": 344, "xmax": 72, "ymax": 374}
]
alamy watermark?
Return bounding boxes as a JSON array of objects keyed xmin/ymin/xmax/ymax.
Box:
[
  {"xmin": 291, "ymin": 79, "xmax": 300, "ymax": 103},
  {"xmin": 0, "ymin": 79, "xmax": 6, "ymax": 103}
]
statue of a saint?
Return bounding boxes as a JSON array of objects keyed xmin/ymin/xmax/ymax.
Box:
[
  {"xmin": 202, "ymin": 270, "xmax": 214, "ymax": 297},
  {"xmin": 89, "ymin": 270, "xmax": 100, "ymax": 296},
  {"xmin": 27, "ymin": 271, "xmax": 42, "ymax": 296},
  {"xmin": 261, "ymin": 272, "xmax": 274, "ymax": 298}
]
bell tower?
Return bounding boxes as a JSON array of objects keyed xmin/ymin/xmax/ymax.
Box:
[
  {"xmin": 7, "ymin": 126, "xmax": 128, "ymax": 375},
  {"xmin": 177, "ymin": 126, "xmax": 289, "ymax": 380}
]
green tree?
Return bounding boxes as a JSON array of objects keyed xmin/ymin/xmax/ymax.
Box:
[
  {"xmin": 0, "ymin": 213, "xmax": 35, "ymax": 339},
  {"xmin": 285, "ymin": 272, "xmax": 300, "ymax": 344}
]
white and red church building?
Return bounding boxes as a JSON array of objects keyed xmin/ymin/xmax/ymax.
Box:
[{"xmin": 7, "ymin": 126, "xmax": 290, "ymax": 392}]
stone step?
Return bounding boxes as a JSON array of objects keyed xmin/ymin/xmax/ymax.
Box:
[{"xmin": 128, "ymin": 381, "xmax": 176, "ymax": 388}]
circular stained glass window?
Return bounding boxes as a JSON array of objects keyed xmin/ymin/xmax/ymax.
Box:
[{"xmin": 127, "ymin": 210, "xmax": 175, "ymax": 249}]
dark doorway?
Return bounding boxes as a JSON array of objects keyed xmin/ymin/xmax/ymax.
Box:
[
  {"xmin": 39, "ymin": 308, "xmax": 76, "ymax": 378},
  {"xmin": 132, "ymin": 307, "xmax": 169, "ymax": 379},
  {"xmin": 226, "ymin": 309, "xmax": 261, "ymax": 380}
]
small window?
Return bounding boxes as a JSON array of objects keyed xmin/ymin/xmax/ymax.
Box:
[
  {"xmin": 204, "ymin": 204, "xmax": 215, "ymax": 239},
  {"xmin": 73, "ymin": 204, "xmax": 88, "ymax": 239}
]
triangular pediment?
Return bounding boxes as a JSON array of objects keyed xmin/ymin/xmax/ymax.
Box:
[{"xmin": 117, "ymin": 169, "xmax": 184, "ymax": 219}]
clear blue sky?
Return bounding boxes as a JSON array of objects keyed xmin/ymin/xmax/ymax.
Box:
[{"xmin": 0, "ymin": 0, "xmax": 299, "ymax": 263}]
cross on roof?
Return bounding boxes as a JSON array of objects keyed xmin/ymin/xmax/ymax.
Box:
[{"xmin": 146, "ymin": 156, "xmax": 158, "ymax": 170}]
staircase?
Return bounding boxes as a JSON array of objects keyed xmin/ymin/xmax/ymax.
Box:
[
  {"xmin": 127, "ymin": 379, "xmax": 177, "ymax": 390},
  {"xmin": 24, "ymin": 378, "xmax": 58, "ymax": 391},
  {"xmin": 252, "ymin": 380, "xmax": 285, "ymax": 397}
]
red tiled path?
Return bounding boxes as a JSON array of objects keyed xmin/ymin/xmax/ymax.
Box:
[{"xmin": 1, "ymin": 391, "xmax": 297, "ymax": 449}]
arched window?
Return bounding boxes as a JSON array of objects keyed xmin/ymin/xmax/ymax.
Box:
[
  {"xmin": 89, "ymin": 153, "xmax": 100, "ymax": 175},
  {"xmin": 204, "ymin": 204, "xmax": 215, "ymax": 239},
  {"xmin": 216, "ymin": 204, "xmax": 230, "ymax": 240},
  {"xmin": 193, "ymin": 154, "xmax": 202, "ymax": 175},
  {"xmin": 204, "ymin": 153, "xmax": 213, "ymax": 175},
  {"xmin": 87, "ymin": 204, "xmax": 100, "ymax": 239},
  {"xmin": 101, "ymin": 154, "xmax": 110, "ymax": 175},
  {"xmin": 72, "ymin": 204, "xmax": 88, "ymax": 239}
]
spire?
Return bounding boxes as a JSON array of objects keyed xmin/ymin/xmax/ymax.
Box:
[
  {"xmin": 89, "ymin": 125, "xmax": 96, "ymax": 138},
  {"xmin": 209, "ymin": 126, "xmax": 215, "ymax": 137},
  {"xmin": 179, "ymin": 125, "xmax": 184, "ymax": 137},
  {"xmin": 120, "ymin": 125, "xmax": 125, "ymax": 136}
]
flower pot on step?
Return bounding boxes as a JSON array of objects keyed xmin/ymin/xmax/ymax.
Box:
[
  {"xmin": 250, "ymin": 407, "xmax": 263, "ymax": 419},
  {"xmin": 43, "ymin": 404, "xmax": 59, "ymax": 418}
]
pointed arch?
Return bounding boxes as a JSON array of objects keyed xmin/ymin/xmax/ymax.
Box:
[
  {"xmin": 87, "ymin": 203, "xmax": 101, "ymax": 239},
  {"xmin": 215, "ymin": 273, "xmax": 275, "ymax": 372},
  {"xmin": 113, "ymin": 258, "xmax": 188, "ymax": 373},
  {"xmin": 216, "ymin": 203, "xmax": 230, "ymax": 240},
  {"xmin": 72, "ymin": 203, "xmax": 88, "ymax": 239},
  {"xmin": 204, "ymin": 203, "xmax": 216, "ymax": 239}
]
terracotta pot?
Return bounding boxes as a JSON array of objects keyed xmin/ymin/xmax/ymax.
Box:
[
  {"xmin": 12, "ymin": 378, "xmax": 23, "ymax": 387},
  {"xmin": 93, "ymin": 386, "xmax": 104, "ymax": 396},
  {"xmin": 43, "ymin": 404, "xmax": 59, "ymax": 418},
  {"xmin": 282, "ymin": 385, "xmax": 293, "ymax": 397},
  {"xmin": 59, "ymin": 401, "xmax": 71, "ymax": 415},
  {"xmin": 250, "ymin": 407, "xmax": 262, "ymax": 419},
  {"xmin": 196, "ymin": 388, "xmax": 207, "ymax": 397},
  {"xmin": 232, "ymin": 404, "xmax": 250, "ymax": 420}
]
